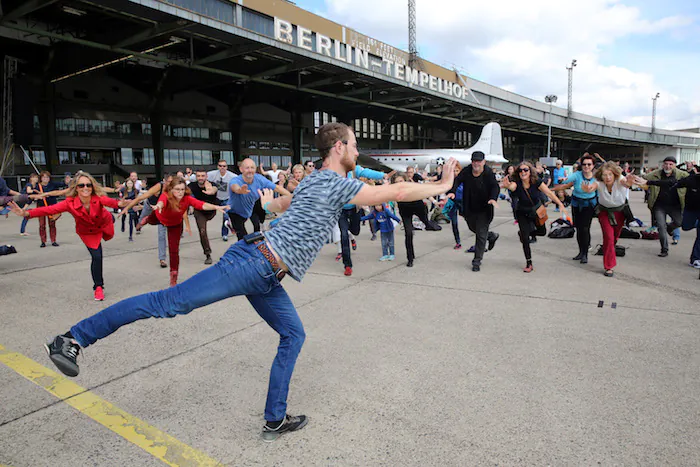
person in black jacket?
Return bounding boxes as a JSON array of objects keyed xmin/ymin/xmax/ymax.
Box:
[{"xmin": 446, "ymin": 151, "xmax": 500, "ymax": 272}]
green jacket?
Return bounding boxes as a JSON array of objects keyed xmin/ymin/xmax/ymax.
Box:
[{"xmin": 643, "ymin": 168, "xmax": 689, "ymax": 211}]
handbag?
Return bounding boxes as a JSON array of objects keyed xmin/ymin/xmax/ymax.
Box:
[{"xmin": 524, "ymin": 187, "xmax": 548, "ymax": 227}]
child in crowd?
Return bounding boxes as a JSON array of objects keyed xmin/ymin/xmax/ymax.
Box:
[{"xmin": 361, "ymin": 203, "xmax": 401, "ymax": 261}]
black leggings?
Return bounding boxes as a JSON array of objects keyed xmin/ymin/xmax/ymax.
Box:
[
  {"xmin": 87, "ymin": 245, "xmax": 103, "ymax": 289},
  {"xmin": 229, "ymin": 212, "xmax": 261, "ymax": 241},
  {"xmin": 571, "ymin": 204, "xmax": 595, "ymax": 255},
  {"xmin": 398, "ymin": 202, "xmax": 434, "ymax": 261},
  {"xmin": 515, "ymin": 211, "xmax": 544, "ymax": 262}
]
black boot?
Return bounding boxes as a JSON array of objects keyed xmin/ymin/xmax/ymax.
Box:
[{"xmin": 580, "ymin": 253, "xmax": 588, "ymax": 264}]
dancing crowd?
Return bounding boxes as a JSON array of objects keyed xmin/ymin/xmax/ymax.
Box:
[{"xmin": 0, "ymin": 121, "xmax": 698, "ymax": 442}]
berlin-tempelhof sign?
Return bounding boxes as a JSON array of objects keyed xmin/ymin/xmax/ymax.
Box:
[{"xmin": 274, "ymin": 17, "xmax": 472, "ymax": 101}]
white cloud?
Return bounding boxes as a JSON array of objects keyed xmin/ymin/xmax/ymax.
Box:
[{"xmin": 318, "ymin": 0, "xmax": 699, "ymax": 130}]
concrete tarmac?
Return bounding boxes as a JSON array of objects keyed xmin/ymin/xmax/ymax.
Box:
[{"xmin": 1, "ymin": 191, "xmax": 699, "ymax": 466}]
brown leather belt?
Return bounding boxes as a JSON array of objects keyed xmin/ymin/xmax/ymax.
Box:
[{"xmin": 255, "ymin": 240, "xmax": 286, "ymax": 281}]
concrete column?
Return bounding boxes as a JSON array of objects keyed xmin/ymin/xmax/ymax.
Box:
[
  {"xmin": 228, "ymin": 102, "xmax": 242, "ymax": 165},
  {"xmin": 37, "ymin": 81, "xmax": 57, "ymax": 173},
  {"xmin": 290, "ymin": 109, "xmax": 302, "ymax": 165},
  {"xmin": 150, "ymin": 111, "xmax": 164, "ymax": 180}
]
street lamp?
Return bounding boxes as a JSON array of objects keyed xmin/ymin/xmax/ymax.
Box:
[
  {"xmin": 651, "ymin": 93, "xmax": 660, "ymax": 133},
  {"xmin": 545, "ymin": 94, "xmax": 558, "ymax": 158},
  {"xmin": 566, "ymin": 59, "xmax": 577, "ymax": 117}
]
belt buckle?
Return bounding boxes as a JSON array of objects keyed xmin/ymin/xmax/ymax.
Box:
[{"xmin": 275, "ymin": 269, "xmax": 286, "ymax": 280}]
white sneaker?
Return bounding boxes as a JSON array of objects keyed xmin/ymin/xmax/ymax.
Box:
[{"xmin": 692, "ymin": 260, "xmax": 700, "ymax": 269}]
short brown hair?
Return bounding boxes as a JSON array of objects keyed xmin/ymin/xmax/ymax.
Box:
[{"xmin": 315, "ymin": 122, "xmax": 350, "ymax": 160}]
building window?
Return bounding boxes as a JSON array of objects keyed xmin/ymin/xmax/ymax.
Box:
[
  {"xmin": 220, "ymin": 150, "xmax": 235, "ymax": 165},
  {"xmin": 220, "ymin": 131, "xmax": 232, "ymax": 143},
  {"xmin": 25, "ymin": 149, "xmax": 46, "ymax": 165},
  {"xmin": 120, "ymin": 148, "xmax": 134, "ymax": 165}
]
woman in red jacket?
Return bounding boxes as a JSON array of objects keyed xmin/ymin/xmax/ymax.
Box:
[
  {"xmin": 9, "ymin": 171, "xmax": 126, "ymax": 301},
  {"xmin": 136, "ymin": 178, "xmax": 228, "ymax": 286}
]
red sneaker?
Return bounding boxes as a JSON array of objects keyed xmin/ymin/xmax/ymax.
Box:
[
  {"xmin": 453, "ymin": 243, "xmax": 462, "ymax": 250},
  {"xmin": 94, "ymin": 286, "xmax": 105, "ymax": 301},
  {"xmin": 344, "ymin": 266, "xmax": 352, "ymax": 276},
  {"xmin": 335, "ymin": 253, "xmax": 342, "ymax": 262},
  {"xmin": 351, "ymin": 239, "xmax": 357, "ymax": 250}
]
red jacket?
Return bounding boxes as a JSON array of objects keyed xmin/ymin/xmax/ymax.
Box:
[
  {"xmin": 29, "ymin": 195, "xmax": 119, "ymax": 249},
  {"xmin": 155, "ymin": 194, "xmax": 205, "ymax": 226}
]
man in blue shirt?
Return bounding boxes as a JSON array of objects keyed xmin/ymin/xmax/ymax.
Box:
[
  {"xmin": 552, "ymin": 160, "xmax": 568, "ymax": 211},
  {"xmin": 228, "ymin": 158, "xmax": 291, "ymax": 240}
]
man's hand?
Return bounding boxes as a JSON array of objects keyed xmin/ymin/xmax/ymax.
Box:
[
  {"xmin": 384, "ymin": 170, "xmax": 397, "ymax": 180},
  {"xmin": 446, "ymin": 193, "xmax": 455, "ymax": 200},
  {"xmin": 439, "ymin": 158, "xmax": 457, "ymax": 190},
  {"xmin": 258, "ymin": 188, "xmax": 274, "ymax": 208},
  {"xmin": 487, "ymin": 199, "xmax": 499, "ymax": 209},
  {"xmin": 238, "ymin": 184, "xmax": 250, "ymax": 195}
]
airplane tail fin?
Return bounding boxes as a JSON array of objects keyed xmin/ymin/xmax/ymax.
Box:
[{"xmin": 469, "ymin": 122, "xmax": 504, "ymax": 157}]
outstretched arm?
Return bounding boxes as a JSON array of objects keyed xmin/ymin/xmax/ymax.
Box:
[
  {"xmin": 538, "ymin": 183, "xmax": 567, "ymax": 212},
  {"xmin": 350, "ymin": 159, "xmax": 457, "ymax": 206},
  {"xmin": 118, "ymin": 183, "xmax": 160, "ymax": 216},
  {"xmin": 258, "ymin": 189, "xmax": 292, "ymax": 214}
]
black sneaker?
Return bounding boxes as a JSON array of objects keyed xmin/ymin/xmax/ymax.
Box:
[
  {"xmin": 51, "ymin": 242, "xmax": 59, "ymax": 247},
  {"xmin": 204, "ymin": 255, "xmax": 212, "ymax": 265},
  {"xmin": 472, "ymin": 264, "xmax": 480, "ymax": 272},
  {"xmin": 487, "ymin": 232, "xmax": 499, "ymax": 251},
  {"xmin": 658, "ymin": 250, "xmax": 669, "ymax": 257},
  {"xmin": 261, "ymin": 414, "xmax": 308, "ymax": 442},
  {"xmin": 44, "ymin": 334, "xmax": 81, "ymax": 377}
]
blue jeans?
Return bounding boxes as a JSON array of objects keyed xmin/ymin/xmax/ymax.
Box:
[
  {"xmin": 70, "ymin": 238, "xmax": 305, "ymax": 422},
  {"xmin": 447, "ymin": 200, "xmax": 462, "ymax": 245},
  {"xmin": 221, "ymin": 201, "xmax": 230, "ymax": 237},
  {"xmin": 380, "ymin": 231, "xmax": 395, "ymax": 256},
  {"xmin": 20, "ymin": 216, "xmax": 29, "ymax": 234},
  {"xmin": 681, "ymin": 209, "xmax": 700, "ymax": 262},
  {"xmin": 140, "ymin": 203, "xmax": 167, "ymax": 261}
]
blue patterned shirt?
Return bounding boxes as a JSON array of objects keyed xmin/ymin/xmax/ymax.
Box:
[{"xmin": 265, "ymin": 169, "xmax": 364, "ymax": 281}]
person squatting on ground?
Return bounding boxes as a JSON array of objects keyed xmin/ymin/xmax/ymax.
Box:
[
  {"xmin": 579, "ymin": 162, "xmax": 637, "ymax": 277},
  {"xmin": 361, "ymin": 203, "xmax": 402, "ymax": 261},
  {"xmin": 134, "ymin": 178, "xmax": 228, "ymax": 286},
  {"xmin": 188, "ymin": 169, "xmax": 220, "ymax": 265},
  {"xmin": 501, "ymin": 162, "xmax": 568, "ymax": 273},
  {"xmin": 640, "ymin": 167, "xmax": 700, "ymax": 268},
  {"xmin": 228, "ymin": 158, "xmax": 291, "ymax": 241},
  {"xmin": 642, "ymin": 157, "xmax": 688, "ymax": 257},
  {"xmin": 552, "ymin": 153, "xmax": 598, "ymax": 264},
  {"xmin": 9, "ymin": 171, "xmax": 127, "ymax": 301},
  {"xmin": 446, "ymin": 151, "xmax": 500, "ymax": 272},
  {"xmin": 42, "ymin": 122, "xmax": 456, "ymax": 442}
]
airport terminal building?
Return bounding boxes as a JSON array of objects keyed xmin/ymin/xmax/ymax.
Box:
[{"xmin": 1, "ymin": 0, "xmax": 698, "ymax": 186}]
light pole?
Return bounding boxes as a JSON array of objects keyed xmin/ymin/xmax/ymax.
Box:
[
  {"xmin": 566, "ymin": 59, "xmax": 577, "ymax": 117},
  {"xmin": 545, "ymin": 94, "xmax": 558, "ymax": 158},
  {"xmin": 651, "ymin": 93, "xmax": 660, "ymax": 133}
]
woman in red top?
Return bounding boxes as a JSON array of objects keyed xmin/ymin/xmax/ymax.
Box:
[
  {"xmin": 137, "ymin": 178, "xmax": 228, "ymax": 286},
  {"xmin": 9, "ymin": 171, "xmax": 126, "ymax": 301}
]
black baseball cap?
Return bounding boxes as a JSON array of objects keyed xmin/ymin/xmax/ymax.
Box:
[
  {"xmin": 663, "ymin": 156, "xmax": 677, "ymax": 163},
  {"xmin": 471, "ymin": 151, "xmax": 485, "ymax": 161}
]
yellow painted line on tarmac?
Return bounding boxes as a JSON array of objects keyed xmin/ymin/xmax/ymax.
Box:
[{"xmin": 0, "ymin": 344, "xmax": 223, "ymax": 467}]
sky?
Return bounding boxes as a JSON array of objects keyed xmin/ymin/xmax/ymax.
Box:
[{"xmin": 293, "ymin": 0, "xmax": 700, "ymax": 131}]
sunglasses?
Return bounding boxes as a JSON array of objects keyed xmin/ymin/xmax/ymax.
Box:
[
  {"xmin": 582, "ymin": 163, "xmax": 594, "ymax": 166},
  {"xmin": 518, "ymin": 168, "xmax": 530, "ymax": 173},
  {"xmin": 76, "ymin": 183, "xmax": 93, "ymax": 188},
  {"xmin": 218, "ymin": 165, "xmax": 227, "ymax": 168}
]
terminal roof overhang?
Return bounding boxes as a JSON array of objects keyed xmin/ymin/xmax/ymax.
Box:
[{"xmin": 1, "ymin": 0, "xmax": 698, "ymax": 149}]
